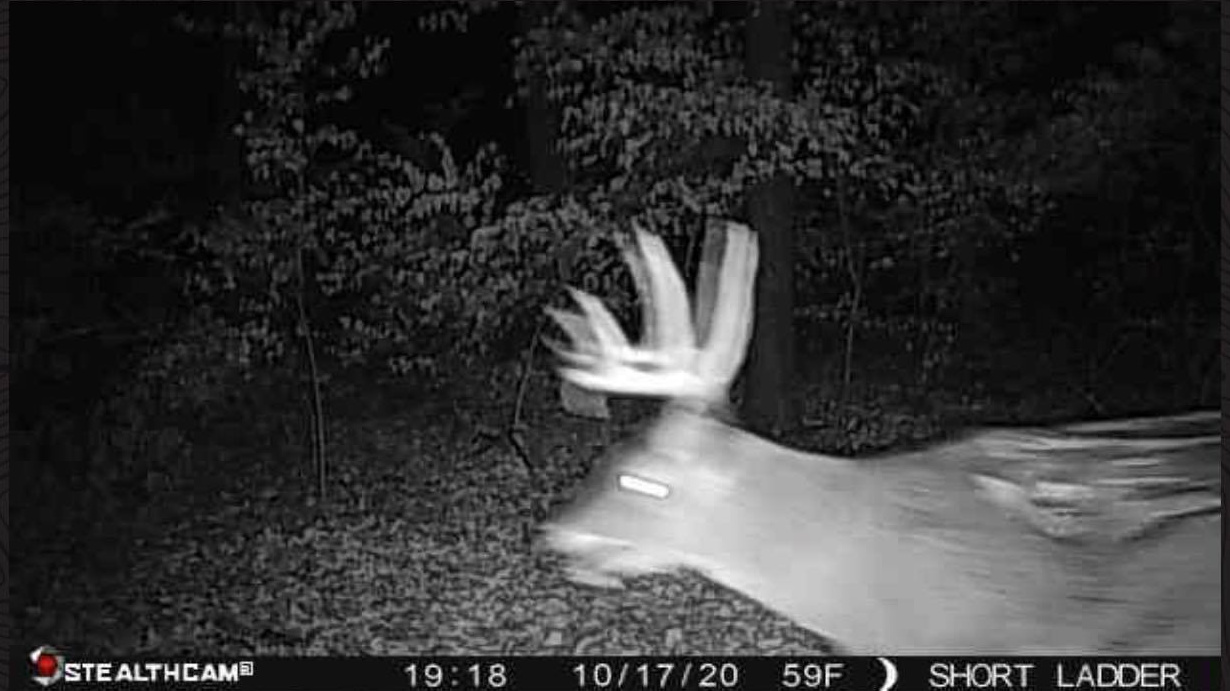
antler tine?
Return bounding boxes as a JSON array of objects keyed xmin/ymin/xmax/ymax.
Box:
[
  {"xmin": 632, "ymin": 225, "xmax": 696, "ymax": 358},
  {"xmin": 547, "ymin": 222, "xmax": 757, "ymax": 402},
  {"xmin": 692, "ymin": 221, "xmax": 726, "ymax": 346},
  {"xmin": 616, "ymin": 230, "xmax": 658, "ymax": 360},
  {"xmin": 697, "ymin": 222, "xmax": 758, "ymax": 386}
]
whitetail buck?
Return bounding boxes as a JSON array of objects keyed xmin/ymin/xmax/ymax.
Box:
[{"xmin": 541, "ymin": 221, "xmax": 1220, "ymax": 654}]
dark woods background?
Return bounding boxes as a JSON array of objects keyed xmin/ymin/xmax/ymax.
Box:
[{"xmin": 15, "ymin": 2, "xmax": 1217, "ymax": 655}]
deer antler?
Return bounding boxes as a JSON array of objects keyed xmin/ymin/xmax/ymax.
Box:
[{"xmin": 546, "ymin": 222, "xmax": 759, "ymax": 405}]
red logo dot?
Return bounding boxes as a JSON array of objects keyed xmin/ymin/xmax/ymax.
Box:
[{"xmin": 35, "ymin": 653, "xmax": 58, "ymax": 677}]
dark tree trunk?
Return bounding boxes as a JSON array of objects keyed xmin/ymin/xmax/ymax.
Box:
[
  {"xmin": 742, "ymin": 0, "xmax": 799, "ymax": 435},
  {"xmin": 520, "ymin": 1, "xmax": 569, "ymax": 195},
  {"xmin": 204, "ymin": 3, "xmax": 255, "ymax": 210}
]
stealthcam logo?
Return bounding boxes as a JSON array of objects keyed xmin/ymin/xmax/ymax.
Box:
[{"xmin": 30, "ymin": 646, "xmax": 66, "ymax": 687}]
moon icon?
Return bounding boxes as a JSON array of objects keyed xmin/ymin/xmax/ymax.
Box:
[{"xmin": 876, "ymin": 657, "xmax": 898, "ymax": 691}]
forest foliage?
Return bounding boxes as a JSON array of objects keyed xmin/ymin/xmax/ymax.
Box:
[{"xmin": 20, "ymin": 2, "xmax": 1217, "ymax": 434}]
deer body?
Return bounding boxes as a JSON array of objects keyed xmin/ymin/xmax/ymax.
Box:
[{"xmin": 542, "ymin": 222, "xmax": 1219, "ymax": 654}]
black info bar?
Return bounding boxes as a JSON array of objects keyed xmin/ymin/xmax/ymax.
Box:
[{"xmin": 23, "ymin": 654, "xmax": 1221, "ymax": 691}]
